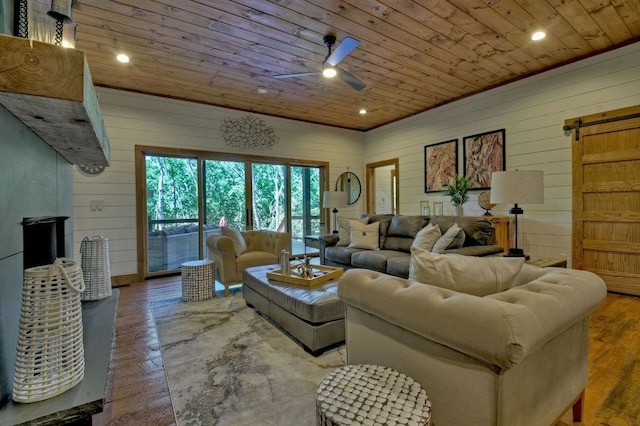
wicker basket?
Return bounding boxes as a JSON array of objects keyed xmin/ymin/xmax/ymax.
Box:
[
  {"xmin": 12, "ymin": 258, "xmax": 86, "ymax": 403},
  {"xmin": 80, "ymin": 235, "xmax": 112, "ymax": 301}
]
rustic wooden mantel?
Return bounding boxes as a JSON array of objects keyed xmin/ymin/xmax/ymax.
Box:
[{"xmin": 0, "ymin": 34, "xmax": 110, "ymax": 166}]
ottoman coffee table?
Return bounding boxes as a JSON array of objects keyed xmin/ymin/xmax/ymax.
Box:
[{"xmin": 242, "ymin": 264, "xmax": 345, "ymax": 355}]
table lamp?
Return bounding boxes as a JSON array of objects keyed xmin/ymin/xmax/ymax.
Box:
[
  {"xmin": 490, "ymin": 170, "xmax": 544, "ymax": 258},
  {"xmin": 323, "ymin": 191, "xmax": 347, "ymax": 233}
]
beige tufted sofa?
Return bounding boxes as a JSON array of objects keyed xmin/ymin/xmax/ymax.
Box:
[
  {"xmin": 206, "ymin": 229, "xmax": 291, "ymax": 296},
  {"xmin": 338, "ymin": 264, "xmax": 607, "ymax": 425}
]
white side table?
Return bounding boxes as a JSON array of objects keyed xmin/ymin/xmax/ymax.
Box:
[
  {"xmin": 316, "ymin": 364, "xmax": 431, "ymax": 426},
  {"xmin": 181, "ymin": 260, "xmax": 215, "ymax": 301}
]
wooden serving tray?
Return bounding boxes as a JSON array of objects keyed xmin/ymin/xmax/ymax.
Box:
[{"xmin": 267, "ymin": 265, "xmax": 343, "ymax": 287}]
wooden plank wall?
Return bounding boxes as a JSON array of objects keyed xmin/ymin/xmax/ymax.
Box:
[
  {"xmin": 365, "ymin": 42, "xmax": 640, "ymax": 267},
  {"xmin": 74, "ymin": 42, "xmax": 640, "ymax": 276},
  {"xmin": 72, "ymin": 91, "xmax": 365, "ymax": 277}
]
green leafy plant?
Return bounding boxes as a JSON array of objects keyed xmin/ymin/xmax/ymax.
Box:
[{"xmin": 444, "ymin": 175, "xmax": 471, "ymax": 207}]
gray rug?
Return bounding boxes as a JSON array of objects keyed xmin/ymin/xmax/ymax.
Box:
[{"xmin": 151, "ymin": 290, "xmax": 346, "ymax": 426}]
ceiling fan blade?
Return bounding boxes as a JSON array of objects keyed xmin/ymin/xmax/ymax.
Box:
[
  {"xmin": 338, "ymin": 69, "xmax": 366, "ymax": 91},
  {"xmin": 274, "ymin": 71, "xmax": 320, "ymax": 79},
  {"xmin": 325, "ymin": 36, "xmax": 359, "ymax": 67}
]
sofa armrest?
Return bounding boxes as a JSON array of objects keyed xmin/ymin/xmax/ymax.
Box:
[
  {"xmin": 206, "ymin": 234, "xmax": 237, "ymax": 284},
  {"xmin": 445, "ymin": 244, "xmax": 504, "ymax": 256},
  {"xmin": 338, "ymin": 268, "xmax": 607, "ymax": 369},
  {"xmin": 319, "ymin": 233, "xmax": 339, "ymax": 264}
]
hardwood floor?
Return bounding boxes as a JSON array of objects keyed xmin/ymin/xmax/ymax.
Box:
[
  {"xmin": 96, "ymin": 277, "xmax": 640, "ymax": 425},
  {"xmin": 95, "ymin": 276, "xmax": 181, "ymax": 425}
]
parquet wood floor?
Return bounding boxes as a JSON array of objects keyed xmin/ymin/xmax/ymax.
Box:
[{"xmin": 94, "ymin": 277, "xmax": 639, "ymax": 425}]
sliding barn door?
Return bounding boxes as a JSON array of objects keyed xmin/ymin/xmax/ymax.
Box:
[{"xmin": 568, "ymin": 105, "xmax": 640, "ymax": 296}]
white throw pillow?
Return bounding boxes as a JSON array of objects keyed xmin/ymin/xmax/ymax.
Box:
[
  {"xmin": 431, "ymin": 223, "xmax": 465, "ymax": 254},
  {"xmin": 409, "ymin": 247, "xmax": 525, "ymax": 296},
  {"xmin": 349, "ymin": 221, "xmax": 380, "ymax": 250},
  {"xmin": 411, "ymin": 223, "xmax": 442, "ymax": 251},
  {"xmin": 337, "ymin": 216, "xmax": 368, "ymax": 246},
  {"xmin": 222, "ymin": 227, "xmax": 247, "ymax": 256}
]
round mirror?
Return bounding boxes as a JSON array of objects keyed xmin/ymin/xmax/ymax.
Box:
[{"xmin": 336, "ymin": 172, "xmax": 361, "ymax": 205}]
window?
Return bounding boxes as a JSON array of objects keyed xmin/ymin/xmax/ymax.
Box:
[{"xmin": 136, "ymin": 146, "xmax": 329, "ymax": 276}]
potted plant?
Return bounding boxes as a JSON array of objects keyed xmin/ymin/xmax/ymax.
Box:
[{"xmin": 444, "ymin": 175, "xmax": 471, "ymax": 216}]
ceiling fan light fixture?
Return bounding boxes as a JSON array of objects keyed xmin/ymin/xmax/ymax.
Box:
[
  {"xmin": 359, "ymin": 108, "xmax": 367, "ymax": 115},
  {"xmin": 322, "ymin": 66, "xmax": 337, "ymax": 78}
]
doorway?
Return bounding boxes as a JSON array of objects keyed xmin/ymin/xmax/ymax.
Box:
[
  {"xmin": 366, "ymin": 159, "xmax": 399, "ymax": 215},
  {"xmin": 567, "ymin": 105, "xmax": 640, "ymax": 296}
]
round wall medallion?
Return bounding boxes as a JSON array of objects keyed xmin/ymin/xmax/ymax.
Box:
[{"xmin": 78, "ymin": 164, "xmax": 106, "ymax": 176}]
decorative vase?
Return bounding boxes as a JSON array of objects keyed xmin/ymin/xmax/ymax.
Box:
[{"xmin": 455, "ymin": 206, "xmax": 464, "ymax": 216}]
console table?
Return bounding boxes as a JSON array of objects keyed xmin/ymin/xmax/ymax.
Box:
[
  {"xmin": 0, "ymin": 290, "xmax": 119, "ymax": 425},
  {"xmin": 489, "ymin": 216, "xmax": 509, "ymax": 253}
]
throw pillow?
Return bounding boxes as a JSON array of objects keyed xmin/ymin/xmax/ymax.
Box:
[
  {"xmin": 221, "ymin": 227, "xmax": 247, "ymax": 256},
  {"xmin": 431, "ymin": 223, "xmax": 465, "ymax": 254},
  {"xmin": 409, "ymin": 247, "xmax": 525, "ymax": 296},
  {"xmin": 337, "ymin": 216, "xmax": 368, "ymax": 246},
  {"xmin": 349, "ymin": 221, "xmax": 380, "ymax": 250},
  {"xmin": 411, "ymin": 223, "xmax": 442, "ymax": 251}
]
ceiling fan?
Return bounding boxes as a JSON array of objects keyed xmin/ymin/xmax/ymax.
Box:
[{"xmin": 274, "ymin": 35, "xmax": 366, "ymax": 91}]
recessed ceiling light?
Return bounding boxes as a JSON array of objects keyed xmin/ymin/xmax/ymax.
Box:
[
  {"xmin": 116, "ymin": 53, "xmax": 130, "ymax": 63},
  {"xmin": 257, "ymin": 87, "xmax": 268, "ymax": 94},
  {"xmin": 322, "ymin": 67, "xmax": 337, "ymax": 78},
  {"xmin": 359, "ymin": 108, "xmax": 367, "ymax": 115},
  {"xmin": 531, "ymin": 31, "xmax": 546, "ymax": 41}
]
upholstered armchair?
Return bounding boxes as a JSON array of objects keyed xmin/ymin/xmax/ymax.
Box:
[
  {"xmin": 206, "ymin": 229, "xmax": 291, "ymax": 296},
  {"xmin": 338, "ymin": 258, "xmax": 607, "ymax": 425}
]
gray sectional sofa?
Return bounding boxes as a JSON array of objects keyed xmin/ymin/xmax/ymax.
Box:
[{"xmin": 319, "ymin": 214, "xmax": 504, "ymax": 278}]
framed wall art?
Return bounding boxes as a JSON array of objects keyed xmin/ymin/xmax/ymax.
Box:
[
  {"xmin": 420, "ymin": 201, "xmax": 430, "ymax": 216},
  {"xmin": 463, "ymin": 129, "xmax": 505, "ymax": 190},
  {"xmin": 432, "ymin": 202, "xmax": 443, "ymax": 216},
  {"xmin": 424, "ymin": 139, "xmax": 458, "ymax": 192}
]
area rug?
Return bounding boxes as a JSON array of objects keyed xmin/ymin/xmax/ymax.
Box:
[{"xmin": 151, "ymin": 290, "xmax": 346, "ymax": 426}]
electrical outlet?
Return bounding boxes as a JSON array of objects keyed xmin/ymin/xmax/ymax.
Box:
[{"xmin": 90, "ymin": 199, "xmax": 104, "ymax": 211}]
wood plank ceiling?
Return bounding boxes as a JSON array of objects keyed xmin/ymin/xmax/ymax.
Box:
[{"xmin": 67, "ymin": 0, "xmax": 640, "ymax": 130}]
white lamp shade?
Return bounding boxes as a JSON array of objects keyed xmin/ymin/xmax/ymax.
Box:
[
  {"xmin": 323, "ymin": 191, "xmax": 347, "ymax": 208},
  {"xmin": 490, "ymin": 170, "xmax": 544, "ymax": 204}
]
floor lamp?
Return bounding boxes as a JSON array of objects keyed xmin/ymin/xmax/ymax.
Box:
[
  {"xmin": 490, "ymin": 170, "xmax": 544, "ymax": 258},
  {"xmin": 323, "ymin": 191, "xmax": 347, "ymax": 234}
]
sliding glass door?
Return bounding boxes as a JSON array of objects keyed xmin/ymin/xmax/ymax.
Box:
[
  {"xmin": 145, "ymin": 155, "xmax": 200, "ymax": 273},
  {"xmin": 203, "ymin": 160, "xmax": 247, "ymax": 231},
  {"xmin": 252, "ymin": 163, "xmax": 287, "ymax": 231},
  {"xmin": 138, "ymin": 146, "xmax": 328, "ymax": 276},
  {"xmin": 291, "ymin": 166, "xmax": 321, "ymax": 255}
]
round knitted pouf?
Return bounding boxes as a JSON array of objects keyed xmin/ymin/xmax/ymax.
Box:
[{"xmin": 316, "ymin": 364, "xmax": 431, "ymax": 426}]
